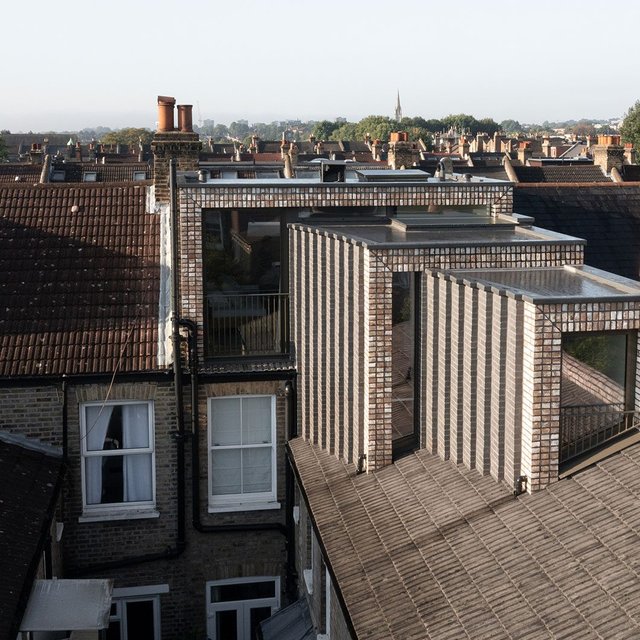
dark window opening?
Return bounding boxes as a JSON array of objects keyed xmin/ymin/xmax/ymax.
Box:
[
  {"xmin": 203, "ymin": 209, "xmax": 296, "ymax": 358},
  {"xmin": 392, "ymin": 272, "xmax": 421, "ymax": 457}
]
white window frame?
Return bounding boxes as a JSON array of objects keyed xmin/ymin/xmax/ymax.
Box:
[
  {"xmin": 208, "ymin": 395, "xmax": 279, "ymax": 513},
  {"xmin": 205, "ymin": 576, "xmax": 280, "ymax": 640},
  {"xmin": 133, "ymin": 170, "xmax": 147, "ymax": 181},
  {"xmin": 79, "ymin": 400, "xmax": 157, "ymax": 521},
  {"xmin": 109, "ymin": 584, "xmax": 166, "ymax": 640},
  {"xmin": 82, "ymin": 171, "xmax": 98, "ymax": 182}
]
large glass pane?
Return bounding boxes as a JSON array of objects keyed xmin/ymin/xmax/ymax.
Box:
[
  {"xmin": 392, "ymin": 273, "xmax": 416, "ymax": 443},
  {"xmin": 204, "ymin": 210, "xmax": 292, "ymax": 358},
  {"xmin": 562, "ymin": 334, "xmax": 627, "ymax": 407},
  {"xmin": 212, "ymin": 398, "xmax": 241, "ymax": 446},
  {"xmin": 121, "ymin": 404, "xmax": 150, "ymax": 449},
  {"xmin": 123, "ymin": 453, "xmax": 153, "ymax": 502},
  {"xmin": 215, "ymin": 609, "xmax": 238, "ymax": 639},
  {"xmin": 242, "ymin": 397, "xmax": 272, "ymax": 445},
  {"xmin": 211, "ymin": 449, "xmax": 242, "ymax": 495},
  {"xmin": 203, "ymin": 211, "xmax": 282, "ymax": 294},
  {"xmin": 242, "ymin": 448, "xmax": 272, "ymax": 493},
  {"xmin": 125, "ymin": 600, "xmax": 155, "ymax": 640},
  {"xmin": 212, "ymin": 581, "xmax": 276, "ymax": 603},
  {"xmin": 85, "ymin": 455, "xmax": 124, "ymax": 504},
  {"xmin": 561, "ymin": 332, "xmax": 631, "ymax": 461}
]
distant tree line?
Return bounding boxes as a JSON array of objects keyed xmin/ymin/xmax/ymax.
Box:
[{"xmin": 0, "ymin": 107, "xmax": 630, "ymax": 159}]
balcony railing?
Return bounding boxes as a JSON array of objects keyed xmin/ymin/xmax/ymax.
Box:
[
  {"xmin": 205, "ymin": 292, "xmax": 289, "ymax": 358},
  {"xmin": 560, "ymin": 403, "xmax": 640, "ymax": 462}
]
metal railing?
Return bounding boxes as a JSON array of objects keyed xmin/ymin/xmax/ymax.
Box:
[
  {"xmin": 205, "ymin": 292, "xmax": 289, "ymax": 358},
  {"xmin": 560, "ymin": 403, "xmax": 640, "ymax": 462}
]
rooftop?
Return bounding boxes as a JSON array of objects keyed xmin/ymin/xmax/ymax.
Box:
[
  {"xmin": 0, "ymin": 183, "xmax": 160, "ymax": 377},
  {"xmin": 514, "ymin": 184, "xmax": 640, "ymax": 281},
  {"xmin": 448, "ymin": 265, "xmax": 640, "ymax": 303},
  {"xmin": 289, "ymin": 437, "xmax": 640, "ymax": 640},
  {"xmin": 0, "ymin": 434, "xmax": 64, "ymax": 639},
  {"xmin": 301, "ymin": 215, "xmax": 581, "ymax": 250}
]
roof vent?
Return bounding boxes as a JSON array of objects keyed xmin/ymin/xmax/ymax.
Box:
[{"xmin": 71, "ymin": 205, "xmax": 79, "ymax": 214}]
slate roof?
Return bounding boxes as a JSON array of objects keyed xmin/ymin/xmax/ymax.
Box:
[
  {"xmin": 0, "ymin": 183, "xmax": 160, "ymax": 377},
  {"xmin": 289, "ymin": 437, "xmax": 640, "ymax": 640},
  {"xmin": 0, "ymin": 435, "xmax": 64, "ymax": 639},
  {"xmin": 513, "ymin": 165, "xmax": 610, "ymax": 183},
  {"xmin": 50, "ymin": 162, "xmax": 150, "ymax": 183},
  {"xmin": 0, "ymin": 164, "xmax": 42, "ymax": 184},
  {"xmin": 514, "ymin": 184, "xmax": 640, "ymax": 280}
]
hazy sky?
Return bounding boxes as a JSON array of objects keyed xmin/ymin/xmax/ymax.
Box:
[{"xmin": 3, "ymin": 0, "xmax": 639, "ymax": 132}]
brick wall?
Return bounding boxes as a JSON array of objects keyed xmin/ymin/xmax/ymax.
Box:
[
  {"xmin": 0, "ymin": 385, "xmax": 63, "ymax": 446},
  {"xmin": 0, "ymin": 378, "xmax": 289, "ymax": 638},
  {"xmin": 293, "ymin": 223, "xmax": 585, "ymax": 473}
]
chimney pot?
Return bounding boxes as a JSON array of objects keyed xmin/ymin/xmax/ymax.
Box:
[
  {"xmin": 157, "ymin": 95, "xmax": 176, "ymax": 132},
  {"xmin": 177, "ymin": 104, "xmax": 194, "ymax": 133}
]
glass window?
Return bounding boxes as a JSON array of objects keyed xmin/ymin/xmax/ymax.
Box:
[
  {"xmin": 392, "ymin": 273, "xmax": 420, "ymax": 455},
  {"xmin": 560, "ymin": 332, "xmax": 634, "ymax": 462},
  {"xmin": 108, "ymin": 596, "xmax": 160, "ymax": 640},
  {"xmin": 206, "ymin": 577, "xmax": 280, "ymax": 640},
  {"xmin": 208, "ymin": 396, "xmax": 277, "ymax": 510},
  {"xmin": 81, "ymin": 401, "xmax": 155, "ymax": 511}
]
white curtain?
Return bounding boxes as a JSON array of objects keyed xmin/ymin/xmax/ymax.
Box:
[
  {"xmin": 85, "ymin": 405, "xmax": 114, "ymax": 505},
  {"xmin": 122, "ymin": 404, "xmax": 152, "ymax": 502}
]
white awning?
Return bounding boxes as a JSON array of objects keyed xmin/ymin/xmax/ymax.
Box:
[{"xmin": 20, "ymin": 579, "xmax": 113, "ymax": 631}]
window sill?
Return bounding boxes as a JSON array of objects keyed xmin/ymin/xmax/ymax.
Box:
[
  {"xmin": 303, "ymin": 569, "xmax": 313, "ymax": 595},
  {"xmin": 317, "ymin": 635, "xmax": 329, "ymax": 640},
  {"xmin": 79, "ymin": 508, "xmax": 160, "ymax": 523},
  {"xmin": 208, "ymin": 501, "xmax": 281, "ymax": 514}
]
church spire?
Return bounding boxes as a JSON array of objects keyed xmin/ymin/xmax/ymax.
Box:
[{"xmin": 395, "ymin": 90, "xmax": 402, "ymax": 123}]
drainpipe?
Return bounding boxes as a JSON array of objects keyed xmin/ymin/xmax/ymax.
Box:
[
  {"xmin": 61, "ymin": 376, "xmax": 68, "ymax": 464},
  {"xmin": 170, "ymin": 158, "xmax": 187, "ymax": 553}
]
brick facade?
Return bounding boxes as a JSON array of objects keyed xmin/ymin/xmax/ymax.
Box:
[{"xmin": 0, "ymin": 377, "xmax": 290, "ymax": 638}]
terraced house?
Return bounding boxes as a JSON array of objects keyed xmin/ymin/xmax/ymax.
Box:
[{"xmin": 3, "ymin": 97, "xmax": 640, "ymax": 639}]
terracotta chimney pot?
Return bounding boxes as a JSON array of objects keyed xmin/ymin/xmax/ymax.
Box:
[
  {"xmin": 177, "ymin": 105, "xmax": 193, "ymax": 133},
  {"xmin": 157, "ymin": 96, "xmax": 176, "ymax": 132}
]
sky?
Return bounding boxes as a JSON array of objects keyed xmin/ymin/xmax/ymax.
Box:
[{"xmin": 2, "ymin": 0, "xmax": 640, "ymax": 132}]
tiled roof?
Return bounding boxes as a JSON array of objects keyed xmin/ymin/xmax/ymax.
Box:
[
  {"xmin": 0, "ymin": 436, "xmax": 64, "ymax": 639},
  {"xmin": 289, "ymin": 437, "xmax": 640, "ymax": 640},
  {"xmin": 513, "ymin": 165, "xmax": 610, "ymax": 183},
  {"xmin": 0, "ymin": 164, "xmax": 42, "ymax": 184},
  {"xmin": 50, "ymin": 162, "xmax": 150, "ymax": 182},
  {"xmin": 0, "ymin": 183, "xmax": 160, "ymax": 377},
  {"xmin": 514, "ymin": 184, "xmax": 640, "ymax": 280}
]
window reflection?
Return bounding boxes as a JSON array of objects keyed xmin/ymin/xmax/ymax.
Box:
[{"xmin": 392, "ymin": 273, "xmax": 418, "ymax": 451}]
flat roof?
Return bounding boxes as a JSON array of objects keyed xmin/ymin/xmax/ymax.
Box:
[
  {"xmin": 180, "ymin": 172, "xmax": 510, "ymax": 187},
  {"xmin": 301, "ymin": 219, "xmax": 583, "ymax": 249},
  {"xmin": 449, "ymin": 265, "xmax": 640, "ymax": 303}
]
